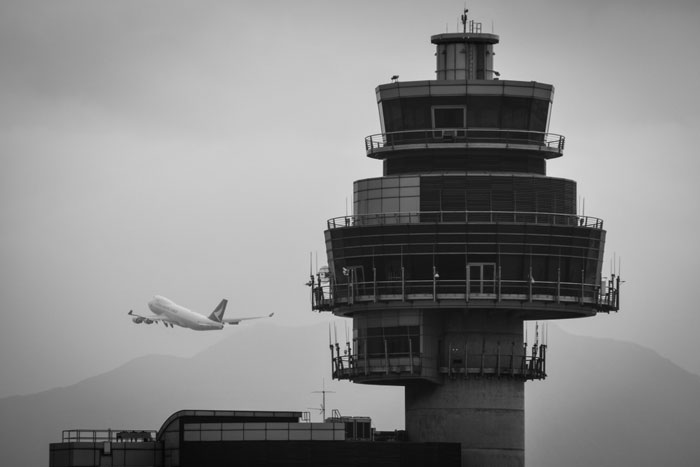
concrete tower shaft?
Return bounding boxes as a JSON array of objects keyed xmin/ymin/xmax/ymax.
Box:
[{"xmin": 309, "ymin": 12, "xmax": 619, "ymax": 467}]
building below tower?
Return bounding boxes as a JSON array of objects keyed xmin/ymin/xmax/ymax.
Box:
[{"xmin": 49, "ymin": 409, "xmax": 460, "ymax": 467}]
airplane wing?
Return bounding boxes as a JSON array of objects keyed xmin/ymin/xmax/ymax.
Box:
[
  {"xmin": 128, "ymin": 310, "xmax": 177, "ymax": 327},
  {"xmin": 222, "ymin": 312, "xmax": 274, "ymax": 325}
]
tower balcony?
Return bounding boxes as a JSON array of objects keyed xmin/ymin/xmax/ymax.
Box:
[
  {"xmin": 329, "ymin": 347, "xmax": 547, "ymax": 384},
  {"xmin": 320, "ymin": 275, "xmax": 620, "ymax": 317},
  {"xmin": 309, "ymin": 210, "xmax": 620, "ymax": 318},
  {"xmin": 327, "ymin": 210, "xmax": 601, "ymax": 229},
  {"xmin": 365, "ymin": 129, "xmax": 565, "ymax": 159}
]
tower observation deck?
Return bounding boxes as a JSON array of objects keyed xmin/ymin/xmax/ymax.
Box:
[{"xmin": 308, "ymin": 11, "xmax": 620, "ymax": 467}]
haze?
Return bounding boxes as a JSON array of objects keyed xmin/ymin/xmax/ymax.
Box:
[{"xmin": 1, "ymin": 0, "xmax": 699, "ymax": 400}]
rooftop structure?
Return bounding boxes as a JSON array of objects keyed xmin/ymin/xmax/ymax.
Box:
[
  {"xmin": 309, "ymin": 10, "xmax": 620, "ymax": 466},
  {"xmin": 49, "ymin": 409, "xmax": 459, "ymax": 467}
]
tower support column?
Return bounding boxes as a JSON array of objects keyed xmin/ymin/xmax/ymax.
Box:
[{"xmin": 405, "ymin": 378, "xmax": 524, "ymax": 467}]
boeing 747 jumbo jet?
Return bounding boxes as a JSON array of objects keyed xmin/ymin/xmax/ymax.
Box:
[{"xmin": 128, "ymin": 295, "xmax": 274, "ymax": 331}]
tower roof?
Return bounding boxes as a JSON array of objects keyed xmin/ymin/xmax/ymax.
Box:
[{"xmin": 430, "ymin": 32, "xmax": 499, "ymax": 45}]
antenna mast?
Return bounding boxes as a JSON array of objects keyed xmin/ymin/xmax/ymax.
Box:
[{"xmin": 311, "ymin": 380, "xmax": 335, "ymax": 421}]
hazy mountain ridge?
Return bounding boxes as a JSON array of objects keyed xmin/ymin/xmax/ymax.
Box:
[
  {"xmin": 526, "ymin": 329, "xmax": 700, "ymax": 467},
  {"xmin": 1, "ymin": 323, "xmax": 698, "ymax": 467}
]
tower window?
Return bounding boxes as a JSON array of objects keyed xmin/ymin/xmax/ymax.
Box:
[
  {"xmin": 362, "ymin": 326, "xmax": 420, "ymax": 358},
  {"xmin": 432, "ymin": 106, "xmax": 466, "ymax": 129}
]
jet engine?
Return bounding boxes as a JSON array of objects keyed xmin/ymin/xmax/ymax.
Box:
[{"xmin": 132, "ymin": 317, "xmax": 144, "ymax": 324}]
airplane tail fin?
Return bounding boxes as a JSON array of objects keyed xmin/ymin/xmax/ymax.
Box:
[{"xmin": 208, "ymin": 299, "xmax": 228, "ymax": 322}]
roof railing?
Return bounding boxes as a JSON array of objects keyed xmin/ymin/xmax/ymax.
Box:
[
  {"xmin": 327, "ymin": 211, "xmax": 603, "ymax": 230},
  {"xmin": 61, "ymin": 429, "xmax": 157, "ymax": 443},
  {"xmin": 312, "ymin": 275, "xmax": 620, "ymax": 314},
  {"xmin": 365, "ymin": 128, "xmax": 565, "ymax": 156}
]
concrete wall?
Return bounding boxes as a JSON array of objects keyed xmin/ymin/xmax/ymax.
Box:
[{"xmin": 405, "ymin": 378, "xmax": 524, "ymax": 467}]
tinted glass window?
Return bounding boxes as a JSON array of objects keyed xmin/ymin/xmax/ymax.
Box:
[{"xmin": 433, "ymin": 106, "xmax": 465, "ymax": 128}]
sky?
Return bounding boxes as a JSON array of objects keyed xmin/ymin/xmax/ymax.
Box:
[{"xmin": 1, "ymin": 0, "xmax": 699, "ymax": 398}]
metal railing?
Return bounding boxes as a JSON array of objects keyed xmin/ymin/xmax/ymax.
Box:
[
  {"xmin": 61, "ymin": 429, "xmax": 157, "ymax": 443},
  {"xmin": 312, "ymin": 275, "xmax": 620, "ymax": 313},
  {"xmin": 330, "ymin": 348, "xmax": 546, "ymax": 381},
  {"xmin": 332, "ymin": 353, "xmax": 422, "ymax": 380},
  {"xmin": 365, "ymin": 128, "xmax": 565, "ymax": 155},
  {"xmin": 327, "ymin": 211, "xmax": 604, "ymax": 229},
  {"xmin": 335, "ymin": 279, "xmax": 599, "ymax": 303}
]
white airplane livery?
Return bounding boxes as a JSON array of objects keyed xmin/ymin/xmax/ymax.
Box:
[{"xmin": 128, "ymin": 295, "xmax": 274, "ymax": 331}]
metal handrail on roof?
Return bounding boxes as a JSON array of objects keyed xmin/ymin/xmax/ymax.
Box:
[
  {"xmin": 327, "ymin": 211, "xmax": 603, "ymax": 230},
  {"xmin": 61, "ymin": 429, "xmax": 157, "ymax": 443},
  {"xmin": 365, "ymin": 128, "xmax": 565, "ymax": 156}
]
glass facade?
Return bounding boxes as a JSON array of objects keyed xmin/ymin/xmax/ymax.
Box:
[
  {"xmin": 419, "ymin": 174, "xmax": 576, "ymax": 215},
  {"xmin": 380, "ymin": 95, "xmax": 551, "ymax": 133},
  {"xmin": 354, "ymin": 176, "xmax": 420, "ymax": 215},
  {"xmin": 183, "ymin": 422, "xmax": 344, "ymax": 442},
  {"xmin": 323, "ymin": 219, "xmax": 609, "ymax": 321}
]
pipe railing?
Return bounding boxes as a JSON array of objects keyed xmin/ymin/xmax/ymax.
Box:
[
  {"xmin": 61, "ymin": 429, "xmax": 157, "ymax": 443},
  {"xmin": 327, "ymin": 211, "xmax": 604, "ymax": 229},
  {"xmin": 318, "ymin": 276, "xmax": 620, "ymax": 312},
  {"xmin": 331, "ymin": 350, "xmax": 546, "ymax": 381},
  {"xmin": 365, "ymin": 128, "xmax": 565, "ymax": 154}
]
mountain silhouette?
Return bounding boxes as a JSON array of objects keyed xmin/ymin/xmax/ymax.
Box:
[{"xmin": 526, "ymin": 326, "xmax": 700, "ymax": 467}]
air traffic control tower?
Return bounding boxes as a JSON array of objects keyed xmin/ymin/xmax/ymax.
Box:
[{"xmin": 309, "ymin": 11, "xmax": 620, "ymax": 466}]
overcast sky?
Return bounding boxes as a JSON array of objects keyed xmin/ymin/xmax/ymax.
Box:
[{"xmin": 1, "ymin": 0, "xmax": 699, "ymax": 398}]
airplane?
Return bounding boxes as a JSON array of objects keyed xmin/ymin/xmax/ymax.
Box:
[{"xmin": 128, "ymin": 295, "xmax": 274, "ymax": 331}]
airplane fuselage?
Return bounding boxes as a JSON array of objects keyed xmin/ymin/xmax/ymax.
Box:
[{"xmin": 147, "ymin": 295, "xmax": 224, "ymax": 331}]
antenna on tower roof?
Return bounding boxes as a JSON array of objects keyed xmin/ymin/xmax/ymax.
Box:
[{"xmin": 461, "ymin": 8, "xmax": 469, "ymax": 33}]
